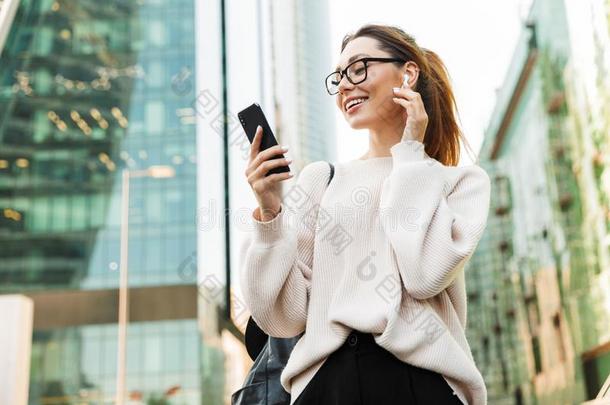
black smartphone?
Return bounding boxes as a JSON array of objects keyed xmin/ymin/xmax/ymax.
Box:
[{"xmin": 238, "ymin": 103, "xmax": 290, "ymax": 177}]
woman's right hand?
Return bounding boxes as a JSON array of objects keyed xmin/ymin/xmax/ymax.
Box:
[{"xmin": 246, "ymin": 125, "xmax": 293, "ymax": 221}]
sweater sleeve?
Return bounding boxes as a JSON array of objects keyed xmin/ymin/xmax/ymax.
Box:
[
  {"xmin": 240, "ymin": 161, "xmax": 329, "ymax": 337},
  {"xmin": 378, "ymin": 140, "xmax": 491, "ymax": 300}
]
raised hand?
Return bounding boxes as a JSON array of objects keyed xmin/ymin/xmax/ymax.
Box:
[{"xmin": 245, "ymin": 125, "xmax": 292, "ymax": 221}]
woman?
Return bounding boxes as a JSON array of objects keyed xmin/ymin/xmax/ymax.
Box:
[{"xmin": 241, "ymin": 24, "xmax": 490, "ymax": 404}]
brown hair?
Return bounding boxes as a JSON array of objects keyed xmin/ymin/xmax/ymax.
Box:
[{"xmin": 341, "ymin": 24, "xmax": 476, "ymax": 166}]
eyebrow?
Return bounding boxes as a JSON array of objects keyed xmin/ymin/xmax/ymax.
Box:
[{"xmin": 335, "ymin": 53, "xmax": 370, "ymax": 71}]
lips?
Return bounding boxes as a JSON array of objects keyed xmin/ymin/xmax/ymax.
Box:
[{"xmin": 344, "ymin": 97, "xmax": 369, "ymax": 112}]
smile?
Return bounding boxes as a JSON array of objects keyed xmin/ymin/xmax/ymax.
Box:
[{"xmin": 345, "ymin": 97, "xmax": 369, "ymax": 113}]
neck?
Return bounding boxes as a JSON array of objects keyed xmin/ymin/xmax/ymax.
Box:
[{"xmin": 360, "ymin": 120, "xmax": 405, "ymax": 159}]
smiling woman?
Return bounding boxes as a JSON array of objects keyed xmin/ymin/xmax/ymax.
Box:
[{"xmin": 240, "ymin": 23, "xmax": 491, "ymax": 405}]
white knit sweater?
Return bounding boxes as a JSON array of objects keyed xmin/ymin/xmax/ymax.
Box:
[{"xmin": 239, "ymin": 139, "xmax": 491, "ymax": 404}]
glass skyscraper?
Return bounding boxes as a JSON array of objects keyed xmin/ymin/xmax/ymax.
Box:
[
  {"xmin": 0, "ymin": 0, "xmax": 206, "ymax": 403},
  {"xmin": 467, "ymin": 0, "xmax": 610, "ymax": 403}
]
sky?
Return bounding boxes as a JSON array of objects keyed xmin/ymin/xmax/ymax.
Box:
[{"xmin": 328, "ymin": 0, "xmax": 534, "ymax": 165}]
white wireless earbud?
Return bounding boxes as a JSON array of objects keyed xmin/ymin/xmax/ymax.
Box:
[{"xmin": 403, "ymin": 73, "xmax": 410, "ymax": 87}]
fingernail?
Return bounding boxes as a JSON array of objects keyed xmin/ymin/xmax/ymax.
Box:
[
  {"xmin": 281, "ymin": 145, "xmax": 289, "ymax": 151},
  {"xmin": 392, "ymin": 87, "xmax": 400, "ymax": 92},
  {"xmin": 286, "ymin": 159, "xmax": 293, "ymax": 164}
]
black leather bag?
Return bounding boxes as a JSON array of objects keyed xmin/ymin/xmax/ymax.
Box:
[{"xmin": 232, "ymin": 162, "xmax": 335, "ymax": 405}]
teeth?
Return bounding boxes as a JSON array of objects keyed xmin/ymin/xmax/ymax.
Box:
[{"xmin": 346, "ymin": 97, "xmax": 368, "ymax": 110}]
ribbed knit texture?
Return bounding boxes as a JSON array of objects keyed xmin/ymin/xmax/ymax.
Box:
[{"xmin": 239, "ymin": 140, "xmax": 491, "ymax": 405}]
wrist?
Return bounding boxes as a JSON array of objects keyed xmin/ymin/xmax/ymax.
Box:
[
  {"xmin": 254, "ymin": 205, "xmax": 282, "ymax": 222},
  {"xmin": 391, "ymin": 138, "xmax": 427, "ymax": 162},
  {"xmin": 251, "ymin": 204, "xmax": 287, "ymax": 246}
]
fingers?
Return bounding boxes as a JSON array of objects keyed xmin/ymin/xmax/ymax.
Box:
[
  {"xmin": 251, "ymin": 155, "xmax": 292, "ymax": 180},
  {"xmin": 392, "ymin": 86, "xmax": 419, "ymax": 100},
  {"xmin": 248, "ymin": 161, "xmax": 293, "ymax": 190},
  {"xmin": 247, "ymin": 124, "xmax": 289, "ymax": 170},
  {"xmin": 266, "ymin": 171, "xmax": 294, "ymax": 183},
  {"xmin": 392, "ymin": 86, "xmax": 425, "ymax": 117},
  {"xmin": 249, "ymin": 125, "xmax": 263, "ymax": 160},
  {"xmin": 392, "ymin": 97, "xmax": 415, "ymax": 117},
  {"xmin": 252, "ymin": 144, "xmax": 289, "ymax": 170}
]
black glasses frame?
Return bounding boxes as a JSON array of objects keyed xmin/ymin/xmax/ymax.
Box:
[{"xmin": 325, "ymin": 57, "xmax": 406, "ymax": 95}]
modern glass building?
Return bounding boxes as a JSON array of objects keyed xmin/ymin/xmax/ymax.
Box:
[
  {"xmin": 0, "ymin": 0, "xmax": 206, "ymax": 403},
  {"xmin": 466, "ymin": 0, "xmax": 610, "ymax": 403}
]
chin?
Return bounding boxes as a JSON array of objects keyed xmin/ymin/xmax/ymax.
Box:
[
  {"xmin": 349, "ymin": 122, "xmax": 367, "ymax": 130},
  {"xmin": 346, "ymin": 115, "xmax": 371, "ymax": 130},
  {"xmin": 343, "ymin": 100, "xmax": 377, "ymax": 128}
]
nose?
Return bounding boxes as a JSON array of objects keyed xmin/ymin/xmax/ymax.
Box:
[{"xmin": 336, "ymin": 74, "xmax": 354, "ymax": 94}]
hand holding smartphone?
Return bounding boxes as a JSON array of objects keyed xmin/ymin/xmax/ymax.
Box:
[{"xmin": 240, "ymin": 102, "xmax": 293, "ymax": 222}]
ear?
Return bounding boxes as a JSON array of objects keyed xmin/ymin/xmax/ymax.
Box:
[{"xmin": 403, "ymin": 61, "xmax": 420, "ymax": 88}]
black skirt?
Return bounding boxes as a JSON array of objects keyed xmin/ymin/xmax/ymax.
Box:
[{"xmin": 292, "ymin": 330, "xmax": 463, "ymax": 405}]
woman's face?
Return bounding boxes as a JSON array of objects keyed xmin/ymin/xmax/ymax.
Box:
[{"xmin": 334, "ymin": 36, "xmax": 410, "ymax": 130}]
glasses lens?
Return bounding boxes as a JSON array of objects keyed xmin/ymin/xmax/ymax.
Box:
[
  {"xmin": 326, "ymin": 72, "xmax": 341, "ymax": 94},
  {"xmin": 347, "ymin": 60, "xmax": 366, "ymax": 84}
]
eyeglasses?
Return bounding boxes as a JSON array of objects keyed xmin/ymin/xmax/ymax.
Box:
[{"xmin": 325, "ymin": 57, "xmax": 406, "ymax": 95}]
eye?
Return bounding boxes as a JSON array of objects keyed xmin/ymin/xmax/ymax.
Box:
[{"xmin": 329, "ymin": 73, "xmax": 341, "ymax": 85}]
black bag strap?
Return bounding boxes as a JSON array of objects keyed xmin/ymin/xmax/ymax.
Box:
[{"xmin": 327, "ymin": 162, "xmax": 335, "ymax": 186}]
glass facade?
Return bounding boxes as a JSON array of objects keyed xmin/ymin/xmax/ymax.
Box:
[
  {"xmin": 0, "ymin": 0, "xmax": 202, "ymax": 403},
  {"xmin": 29, "ymin": 321, "xmax": 201, "ymax": 404},
  {"xmin": 468, "ymin": 0, "xmax": 610, "ymax": 403}
]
